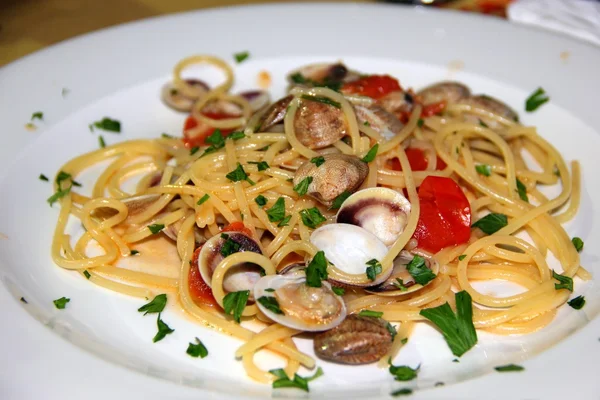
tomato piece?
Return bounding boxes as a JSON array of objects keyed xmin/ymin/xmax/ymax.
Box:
[
  {"xmin": 221, "ymin": 221, "xmax": 253, "ymax": 237},
  {"xmin": 412, "ymin": 176, "xmax": 471, "ymax": 253},
  {"xmin": 341, "ymin": 75, "xmax": 401, "ymax": 100},
  {"xmin": 188, "ymin": 246, "xmax": 217, "ymax": 307},
  {"xmin": 386, "ymin": 148, "xmax": 446, "ymax": 172},
  {"xmin": 182, "ymin": 112, "xmax": 236, "ymax": 149},
  {"xmin": 421, "ymin": 101, "xmax": 446, "ymax": 117}
]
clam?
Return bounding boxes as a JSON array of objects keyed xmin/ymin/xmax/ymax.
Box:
[
  {"xmin": 336, "ymin": 187, "xmax": 411, "ymax": 247},
  {"xmin": 457, "ymin": 95, "xmax": 519, "ymax": 128},
  {"xmin": 354, "ymin": 104, "xmax": 405, "ymax": 141},
  {"xmin": 294, "ymin": 97, "xmax": 348, "ymax": 149},
  {"xmin": 198, "ymin": 231, "xmax": 263, "ymax": 298},
  {"xmin": 287, "ymin": 62, "xmax": 360, "ymax": 88},
  {"xmin": 416, "ymin": 81, "xmax": 471, "ymax": 105},
  {"xmin": 378, "ymin": 90, "xmax": 414, "ymax": 117},
  {"xmin": 254, "ymin": 95, "xmax": 293, "ymax": 132},
  {"xmin": 314, "ymin": 315, "xmax": 393, "ymax": 364},
  {"xmin": 310, "ymin": 223, "xmax": 392, "ymax": 287},
  {"xmin": 161, "ymin": 79, "xmax": 209, "ymax": 112},
  {"xmin": 293, "ymin": 154, "xmax": 368, "ymax": 207},
  {"xmin": 366, "ymin": 251, "xmax": 439, "ymax": 296},
  {"xmin": 254, "ymin": 270, "xmax": 346, "ymax": 331}
]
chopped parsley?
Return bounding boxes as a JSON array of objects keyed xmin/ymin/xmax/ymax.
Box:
[
  {"xmin": 306, "ymin": 250, "xmax": 328, "ymax": 288},
  {"xmin": 299, "ymin": 207, "xmax": 327, "ymax": 229},
  {"xmin": 366, "ymin": 259, "xmax": 382, "ymax": 281},
  {"xmin": 479, "ymin": 119, "xmax": 489, "ymax": 128},
  {"xmin": 417, "ymin": 118, "xmax": 424, "ymax": 127},
  {"xmin": 161, "ymin": 133, "xmax": 173, "ymax": 138},
  {"xmin": 138, "ymin": 294, "xmax": 167, "ymax": 315},
  {"xmin": 290, "ymin": 72, "xmax": 342, "ymax": 91},
  {"xmin": 393, "ymin": 278, "xmax": 408, "ymax": 291},
  {"xmin": 400, "ymin": 338, "xmax": 408, "ymax": 345},
  {"xmin": 300, "ymin": 94, "xmax": 341, "ymax": 109},
  {"xmin": 228, "ymin": 131, "xmax": 246, "ymax": 141},
  {"xmin": 148, "ymin": 224, "xmax": 165, "ymax": 234},
  {"xmin": 223, "ymin": 290, "xmax": 250, "ymax": 323},
  {"xmin": 494, "ymin": 364, "xmax": 524, "ymax": 372},
  {"xmin": 552, "ymin": 270, "xmax": 573, "ymax": 291},
  {"xmin": 475, "ymin": 164, "xmax": 491, "ymax": 177},
  {"xmin": 567, "ymin": 295, "xmax": 585, "ymax": 310},
  {"xmin": 248, "ymin": 161, "xmax": 270, "ymax": 171},
  {"xmin": 572, "ymin": 237, "xmax": 584, "ymax": 252},
  {"xmin": 516, "ymin": 178, "xmax": 528, "ymax": 202},
  {"xmin": 186, "ymin": 337, "xmax": 209, "ymax": 358},
  {"xmin": 419, "ymin": 290, "xmax": 477, "ymax": 357},
  {"xmin": 47, "ymin": 187, "xmax": 71, "ymax": 206},
  {"xmin": 31, "ymin": 112, "xmax": 43, "ymax": 121},
  {"xmin": 332, "ymin": 287, "xmax": 345, "ymax": 296},
  {"xmin": 407, "ymin": 255, "xmax": 436, "ymax": 286},
  {"xmin": 358, "ymin": 310, "xmax": 383, "ymax": 318},
  {"xmin": 278, "ymin": 215, "xmax": 292, "ymax": 227},
  {"xmin": 152, "ymin": 314, "xmax": 175, "ymax": 343},
  {"xmin": 364, "ymin": 121, "xmax": 371, "ymax": 127},
  {"xmin": 266, "ymin": 197, "xmax": 286, "ymax": 223},
  {"xmin": 234, "ymin": 51, "xmax": 249, "ymax": 63},
  {"xmin": 254, "ymin": 194, "xmax": 267, "ymax": 207},
  {"xmin": 220, "ymin": 233, "xmax": 241, "ymax": 257},
  {"xmin": 391, "ymin": 388, "xmax": 413, "ymax": 397},
  {"xmin": 201, "ymin": 129, "xmax": 226, "ymax": 156},
  {"xmin": 525, "ymin": 87, "xmax": 549, "ymax": 112},
  {"xmin": 389, "ymin": 360, "xmax": 420, "ymax": 381},
  {"xmin": 98, "ymin": 135, "xmax": 106, "ymax": 148},
  {"xmin": 190, "ymin": 146, "xmax": 200, "ymax": 156},
  {"xmin": 47, "ymin": 171, "xmax": 80, "ymax": 206},
  {"xmin": 39, "ymin": 174, "xmax": 49, "ymax": 181},
  {"xmin": 310, "ymin": 156, "xmax": 325, "ymax": 167},
  {"xmin": 386, "ymin": 322, "xmax": 397, "ymax": 341},
  {"xmin": 53, "ymin": 297, "xmax": 70, "ymax": 309},
  {"xmin": 258, "ymin": 296, "xmax": 283, "ymax": 314},
  {"xmin": 20, "ymin": 297, "xmax": 28, "ymax": 304},
  {"xmin": 269, "ymin": 367, "xmax": 323, "ymax": 392},
  {"xmin": 92, "ymin": 117, "xmax": 121, "ymax": 132},
  {"xmin": 458, "ymin": 254, "xmax": 467, "ymax": 261},
  {"xmin": 472, "ymin": 213, "xmax": 507, "ymax": 235},
  {"xmin": 226, "ymin": 163, "xmax": 255, "ymax": 185},
  {"xmin": 330, "ymin": 190, "xmax": 351, "ymax": 210},
  {"xmin": 362, "ymin": 143, "xmax": 379, "ymax": 163},
  {"xmin": 197, "ymin": 194, "xmax": 210, "ymax": 206},
  {"xmin": 130, "ymin": 250, "xmax": 140, "ymax": 256},
  {"xmin": 83, "ymin": 270, "xmax": 91, "ymax": 279},
  {"xmin": 293, "ymin": 176, "xmax": 313, "ymax": 196}
]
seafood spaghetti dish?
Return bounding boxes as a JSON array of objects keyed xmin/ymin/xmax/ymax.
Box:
[{"xmin": 48, "ymin": 55, "xmax": 589, "ymax": 389}]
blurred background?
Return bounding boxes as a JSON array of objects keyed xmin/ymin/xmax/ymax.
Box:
[{"xmin": 0, "ymin": 0, "xmax": 513, "ymax": 66}]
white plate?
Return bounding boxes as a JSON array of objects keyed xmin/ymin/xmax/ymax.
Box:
[{"xmin": 1, "ymin": 4, "xmax": 600, "ymax": 400}]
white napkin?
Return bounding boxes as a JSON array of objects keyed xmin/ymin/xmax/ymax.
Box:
[{"xmin": 508, "ymin": 0, "xmax": 600, "ymax": 46}]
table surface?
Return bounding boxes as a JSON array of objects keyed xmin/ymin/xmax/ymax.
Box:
[{"xmin": 0, "ymin": 0, "xmax": 511, "ymax": 67}]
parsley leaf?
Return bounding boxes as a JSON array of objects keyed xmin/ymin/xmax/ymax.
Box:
[
  {"xmin": 525, "ymin": 87, "xmax": 549, "ymax": 112},
  {"xmin": 278, "ymin": 215, "xmax": 292, "ymax": 227},
  {"xmin": 406, "ymin": 255, "xmax": 436, "ymax": 286},
  {"xmin": 472, "ymin": 213, "xmax": 507, "ymax": 235},
  {"xmin": 475, "ymin": 164, "xmax": 491, "ymax": 177},
  {"xmin": 53, "ymin": 297, "xmax": 70, "ymax": 309},
  {"xmin": 572, "ymin": 237, "xmax": 584, "ymax": 252},
  {"xmin": 366, "ymin": 259, "xmax": 382, "ymax": 281},
  {"xmin": 186, "ymin": 337, "xmax": 209, "ymax": 358},
  {"xmin": 305, "ymin": 251, "xmax": 328, "ymax": 288},
  {"xmin": 258, "ymin": 296, "xmax": 284, "ymax": 314},
  {"xmin": 391, "ymin": 388, "xmax": 413, "ymax": 397},
  {"xmin": 138, "ymin": 294, "xmax": 167, "ymax": 315},
  {"xmin": 190, "ymin": 146, "xmax": 200, "ymax": 156},
  {"xmin": 248, "ymin": 161, "xmax": 270, "ymax": 171},
  {"xmin": 393, "ymin": 278, "xmax": 408, "ymax": 291},
  {"xmin": 197, "ymin": 194, "xmax": 210, "ymax": 205},
  {"xmin": 567, "ymin": 295, "xmax": 585, "ymax": 310},
  {"xmin": 516, "ymin": 178, "xmax": 528, "ymax": 202},
  {"xmin": 479, "ymin": 119, "xmax": 489, "ymax": 128},
  {"xmin": 152, "ymin": 313, "xmax": 175, "ymax": 343},
  {"xmin": 417, "ymin": 118, "xmax": 424, "ymax": 127},
  {"xmin": 495, "ymin": 364, "xmax": 524, "ymax": 372},
  {"xmin": 266, "ymin": 197, "xmax": 286, "ymax": 222},
  {"xmin": 148, "ymin": 224, "xmax": 165, "ymax": 234},
  {"xmin": 552, "ymin": 270, "xmax": 573, "ymax": 291},
  {"xmin": 362, "ymin": 143, "xmax": 379, "ymax": 163},
  {"xmin": 254, "ymin": 194, "xmax": 267, "ymax": 207},
  {"xmin": 220, "ymin": 233, "xmax": 241, "ymax": 257},
  {"xmin": 223, "ymin": 290, "xmax": 250, "ymax": 323},
  {"xmin": 205, "ymin": 129, "xmax": 225, "ymax": 147},
  {"xmin": 83, "ymin": 270, "xmax": 91, "ymax": 279},
  {"xmin": 458, "ymin": 254, "xmax": 467, "ymax": 261},
  {"xmin": 419, "ymin": 290, "xmax": 477, "ymax": 357},
  {"xmin": 386, "ymin": 322, "xmax": 397, "ymax": 340},
  {"xmin": 31, "ymin": 112, "xmax": 43, "ymax": 121},
  {"xmin": 130, "ymin": 250, "xmax": 140, "ymax": 256},
  {"xmin": 269, "ymin": 367, "xmax": 323, "ymax": 392},
  {"xmin": 226, "ymin": 163, "xmax": 254, "ymax": 185},
  {"xmin": 358, "ymin": 310, "xmax": 383, "ymax": 318},
  {"xmin": 332, "ymin": 287, "xmax": 345, "ymax": 296},
  {"xmin": 389, "ymin": 361, "xmax": 420, "ymax": 381},
  {"xmin": 299, "ymin": 207, "xmax": 327, "ymax": 229},
  {"xmin": 310, "ymin": 156, "xmax": 325, "ymax": 167},
  {"xmin": 47, "ymin": 186, "xmax": 71, "ymax": 206},
  {"xmin": 92, "ymin": 117, "xmax": 121, "ymax": 132},
  {"xmin": 161, "ymin": 133, "xmax": 173, "ymax": 138},
  {"xmin": 300, "ymin": 94, "xmax": 341, "ymax": 109},
  {"xmin": 98, "ymin": 135, "xmax": 106, "ymax": 148},
  {"xmin": 228, "ymin": 131, "xmax": 246, "ymax": 141},
  {"xmin": 330, "ymin": 190, "xmax": 351, "ymax": 210},
  {"xmin": 293, "ymin": 176, "xmax": 313, "ymax": 196},
  {"xmin": 234, "ymin": 51, "xmax": 249, "ymax": 63},
  {"xmin": 39, "ymin": 174, "xmax": 49, "ymax": 181}
]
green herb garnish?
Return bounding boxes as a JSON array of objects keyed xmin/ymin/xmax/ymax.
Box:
[
  {"xmin": 83, "ymin": 270, "xmax": 91, "ymax": 279},
  {"xmin": 391, "ymin": 388, "xmax": 413, "ymax": 397},
  {"xmin": 330, "ymin": 190, "xmax": 351, "ymax": 210},
  {"xmin": 552, "ymin": 270, "xmax": 573, "ymax": 291},
  {"xmin": 223, "ymin": 290, "xmax": 250, "ymax": 323},
  {"xmin": 248, "ymin": 161, "xmax": 270, "ymax": 171},
  {"xmin": 130, "ymin": 250, "xmax": 139, "ymax": 256},
  {"xmin": 228, "ymin": 131, "xmax": 246, "ymax": 141},
  {"xmin": 293, "ymin": 176, "xmax": 313, "ymax": 196},
  {"xmin": 152, "ymin": 314, "xmax": 175, "ymax": 343},
  {"xmin": 310, "ymin": 156, "xmax": 325, "ymax": 167},
  {"xmin": 306, "ymin": 250, "xmax": 328, "ymax": 288},
  {"xmin": 299, "ymin": 207, "xmax": 327, "ymax": 229},
  {"xmin": 300, "ymin": 94, "xmax": 341, "ymax": 109},
  {"xmin": 39, "ymin": 174, "xmax": 49, "ymax": 181},
  {"xmin": 495, "ymin": 364, "xmax": 524, "ymax": 372},
  {"xmin": 568, "ymin": 295, "xmax": 585, "ymax": 310},
  {"xmin": 362, "ymin": 144, "xmax": 379, "ymax": 163},
  {"xmin": 572, "ymin": 237, "xmax": 584, "ymax": 252},
  {"xmin": 138, "ymin": 294, "xmax": 167, "ymax": 315},
  {"xmin": 258, "ymin": 296, "xmax": 284, "ymax": 314},
  {"xmin": 475, "ymin": 164, "xmax": 491, "ymax": 177},
  {"xmin": 197, "ymin": 194, "xmax": 210, "ymax": 205},
  {"xmin": 220, "ymin": 233, "xmax": 241, "ymax": 257},
  {"xmin": 525, "ymin": 87, "xmax": 549, "ymax": 112},
  {"xmin": 358, "ymin": 310, "xmax": 383, "ymax": 318},
  {"xmin": 472, "ymin": 213, "xmax": 508, "ymax": 235},
  {"xmin": 269, "ymin": 367, "xmax": 323, "ymax": 392},
  {"xmin": 53, "ymin": 297, "xmax": 70, "ymax": 309},
  {"xmin": 148, "ymin": 224, "xmax": 165, "ymax": 234},
  {"xmin": 254, "ymin": 194, "xmax": 267, "ymax": 207},
  {"xmin": 366, "ymin": 259, "xmax": 382, "ymax": 281},
  {"xmin": 407, "ymin": 255, "xmax": 436, "ymax": 286},
  {"xmin": 190, "ymin": 146, "xmax": 200, "ymax": 156},
  {"xmin": 92, "ymin": 117, "xmax": 121, "ymax": 132},
  {"xmin": 332, "ymin": 287, "xmax": 345, "ymax": 296},
  {"xmin": 458, "ymin": 254, "xmax": 467, "ymax": 261},
  {"xmin": 186, "ymin": 337, "xmax": 209, "ymax": 358},
  {"xmin": 266, "ymin": 197, "xmax": 286, "ymax": 223},
  {"xmin": 516, "ymin": 178, "xmax": 528, "ymax": 202},
  {"xmin": 234, "ymin": 51, "xmax": 249, "ymax": 63},
  {"xmin": 31, "ymin": 112, "xmax": 43, "ymax": 121},
  {"xmin": 389, "ymin": 361, "xmax": 419, "ymax": 381},
  {"xmin": 98, "ymin": 135, "xmax": 106, "ymax": 148},
  {"xmin": 278, "ymin": 215, "xmax": 292, "ymax": 227},
  {"xmin": 226, "ymin": 163, "xmax": 255, "ymax": 185}
]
